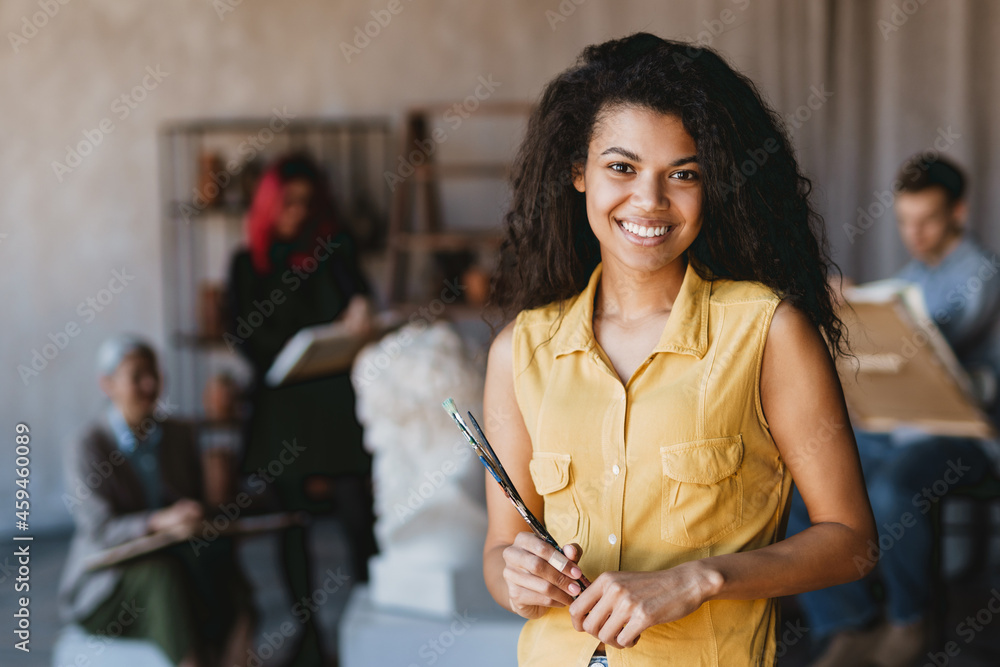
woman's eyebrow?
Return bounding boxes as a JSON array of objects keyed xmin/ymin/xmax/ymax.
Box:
[
  {"xmin": 600, "ymin": 146, "xmax": 642, "ymax": 161},
  {"xmin": 669, "ymin": 154, "xmax": 698, "ymax": 167},
  {"xmin": 599, "ymin": 147, "xmax": 698, "ymax": 167}
]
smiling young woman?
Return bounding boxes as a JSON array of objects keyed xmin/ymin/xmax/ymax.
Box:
[{"xmin": 481, "ymin": 33, "xmax": 878, "ymax": 666}]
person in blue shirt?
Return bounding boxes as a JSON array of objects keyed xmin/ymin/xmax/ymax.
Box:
[{"xmin": 787, "ymin": 157, "xmax": 1000, "ymax": 667}]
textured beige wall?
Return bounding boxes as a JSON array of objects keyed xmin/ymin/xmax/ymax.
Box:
[{"xmin": 3, "ymin": 0, "xmax": 994, "ymax": 531}]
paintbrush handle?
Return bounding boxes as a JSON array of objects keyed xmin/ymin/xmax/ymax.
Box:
[{"xmin": 444, "ymin": 400, "xmax": 590, "ymax": 591}]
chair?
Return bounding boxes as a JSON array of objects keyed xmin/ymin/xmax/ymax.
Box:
[{"xmin": 928, "ymin": 469, "xmax": 1000, "ymax": 648}]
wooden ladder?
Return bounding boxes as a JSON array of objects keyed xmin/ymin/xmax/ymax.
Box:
[{"xmin": 384, "ymin": 101, "xmax": 533, "ymax": 305}]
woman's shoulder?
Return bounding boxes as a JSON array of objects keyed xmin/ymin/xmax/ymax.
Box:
[
  {"xmin": 487, "ymin": 293, "xmax": 575, "ymax": 354},
  {"xmin": 489, "ymin": 304, "xmax": 560, "ymax": 361},
  {"xmin": 500, "ymin": 293, "xmax": 584, "ymax": 373}
]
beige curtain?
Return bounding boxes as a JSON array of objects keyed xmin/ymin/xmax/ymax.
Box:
[{"xmin": 692, "ymin": 0, "xmax": 1000, "ymax": 281}]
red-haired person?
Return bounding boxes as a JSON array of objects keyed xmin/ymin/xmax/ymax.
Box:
[{"xmin": 227, "ymin": 153, "xmax": 378, "ymax": 666}]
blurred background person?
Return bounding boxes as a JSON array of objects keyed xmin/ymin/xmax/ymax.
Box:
[
  {"xmin": 57, "ymin": 334, "xmax": 256, "ymax": 667},
  {"xmin": 227, "ymin": 153, "xmax": 379, "ymax": 667},
  {"xmin": 786, "ymin": 157, "xmax": 1000, "ymax": 667}
]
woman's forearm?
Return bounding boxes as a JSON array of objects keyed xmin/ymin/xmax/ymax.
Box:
[{"xmin": 696, "ymin": 521, "xmax": 877, "ymax": 603}]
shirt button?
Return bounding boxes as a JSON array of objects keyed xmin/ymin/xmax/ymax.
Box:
[
  {"xmin": 612, "ymin": 464, "xmax": 620, "ymax": 475},
  {"xmin": 608, "ymin": 533, "xmax": 617, "ymax": 545}
]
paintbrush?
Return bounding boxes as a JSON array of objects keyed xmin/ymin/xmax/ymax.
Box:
[{"xmin": 442, "ymin": 398, "xmax": 590, "ymax": 590}]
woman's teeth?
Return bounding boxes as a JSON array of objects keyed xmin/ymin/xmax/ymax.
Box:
[{"xmin": 619, "ymin": 220, "xmax": 672, "ymax": 238}]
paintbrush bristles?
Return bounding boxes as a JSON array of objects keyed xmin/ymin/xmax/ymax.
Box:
[{"xmin": 442, "ymin": 398, "xmax": 487, "ymax": 455}]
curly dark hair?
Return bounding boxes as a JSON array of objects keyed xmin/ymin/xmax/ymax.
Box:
[{"xmin": 486, "ymin": 32, "xmax": 849, "ymax": 359}]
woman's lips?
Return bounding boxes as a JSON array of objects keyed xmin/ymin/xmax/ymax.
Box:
[{"xmin": 615, "ymin": 218, "xmax": 675, "ymax": 246}]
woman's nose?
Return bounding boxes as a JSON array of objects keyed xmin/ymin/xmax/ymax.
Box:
[{"xmin": 630, "ymin": 174, "xmax": 669, "ymax": 211}]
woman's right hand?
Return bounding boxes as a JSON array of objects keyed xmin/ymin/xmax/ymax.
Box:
[{"xmin": 502, "ymin": 532, "xmax": 585, "ymax": 619}]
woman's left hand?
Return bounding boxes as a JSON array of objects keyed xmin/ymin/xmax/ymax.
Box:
[{"xmin": 568, "ymin": 561, "xmax": 721, "ymax": 649}]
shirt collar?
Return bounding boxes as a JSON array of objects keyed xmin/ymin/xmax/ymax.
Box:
[
  {"xmin": 552, "ymin": 259, "xmax": 712, "ymax": 359},
  {"xmin": 106, "ymin": 404, "xmax": 162, "ymax": 454}
]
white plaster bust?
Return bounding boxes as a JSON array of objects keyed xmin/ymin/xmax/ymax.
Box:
[{"xmin": 351, "ymin": 319, "xmax": 493, "ymax": 615}]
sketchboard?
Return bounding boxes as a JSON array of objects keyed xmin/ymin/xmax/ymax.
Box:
[
  {"xmin": 265, "ymin": 310, "xmax": 406, "ymax": 386},
  {"xmin": 836, "ymin": 279, "xmax": 995, "ymax": 438}
]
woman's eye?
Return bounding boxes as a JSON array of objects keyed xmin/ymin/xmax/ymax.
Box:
[
  {"xmin": 672, "ymin": 169, "xmax": 699, "ymax": 181},
  {"xmin": 609, "ymin": 162, "xmax": 634, "ymax": 174}
]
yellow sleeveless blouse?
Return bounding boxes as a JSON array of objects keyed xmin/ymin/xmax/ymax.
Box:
[{"xmin": 511, "ymin": 260, "xmax": 793, "ymax": 666}]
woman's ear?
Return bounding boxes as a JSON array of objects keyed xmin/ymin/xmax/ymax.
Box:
[{"xmin": 572, "ymin": 162, "xmax": 586, "ymax": 193}]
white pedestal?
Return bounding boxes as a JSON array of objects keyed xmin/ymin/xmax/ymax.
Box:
[
  {"xmin": 338, "ymin": 584, "xmax": 525, "ymax": 667},
  {"xmin": 368, "ymin": 553, "xmax": 499, "ymax": 618},
  {"xmin": 52, "ymin": 624, "xmax": 173, "ymax": 667}
]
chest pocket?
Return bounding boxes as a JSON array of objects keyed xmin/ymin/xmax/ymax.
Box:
[
  {"xmin": 660, "ymin": 435, "xmax": 744, "ymax": 547},
  {"xmin": 528, "ymin": 452, "xmax": 581, "ymax": 545}
]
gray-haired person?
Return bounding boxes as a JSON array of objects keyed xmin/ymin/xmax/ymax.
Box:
[{"xmin": 57, "ymin": 334, "xmax": 257, "ymax": 666}]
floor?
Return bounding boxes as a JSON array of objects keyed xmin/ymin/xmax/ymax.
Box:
[{"xmin": 4, "ymin": 507, "xmax": 999, "ymax": 667}]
